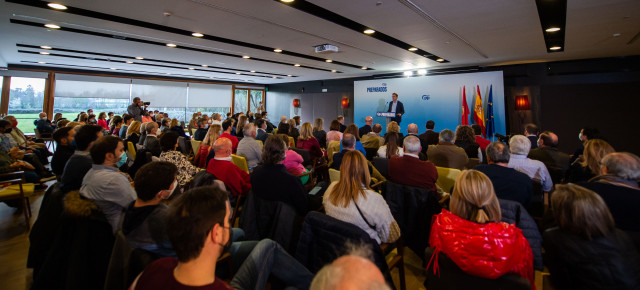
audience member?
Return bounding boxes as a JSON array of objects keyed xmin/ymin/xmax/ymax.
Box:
[
  {"xmin": 543, "ymin": 183, "xmax": 640, "ymax": 289},
  {"xmin": 107, "ymin": 112, "xmax": 115, "ymax": 127},
  {"xmin": 192, "ymin": 118, "xmax": 207, "ymax": 141},
  {"xmin": 340, "ymin": 124, "xmax": 366, "ymax": 155},
  {"xmin": 87, "ymin": 114, "xmax": 97, "ymax": 125},
  {"xmin": 337, "ymin": 115, "xmax": 347, "ymax": 132},
  {"xmin": 528, "ymin": 131, "xmax": 571, "ymax": 183},
  {"xmin": 311, "ymin": 254, "xmax": 389, "ymax": 290},
  {"xmin": 418, "ymin": 120, "xmax": 439, "ymax": 151},
  {"xmin": 127, "ymin": 97, "xmax": 145, "ymax": 122},
  {"xmin": 206, "ymin": 138, "xmax": 251, "ymax": 198},
  {"xmin": 120, "ymin": 114, "xmax": 133, "ymax": 139},
  {"xmin": 125, "ymin": 121, "xmax": 142, "ymax": 147},
  {"xmin": 384, "ymin": 121, "xmax": 404, "ymax": 145},
  {"xmin": 454, "ymin": 125, "xmax": 482, "ymax": 161},
  {"xmin": 331, "ymin": 133, "xmax": 356, "ymax": 170},
  {"xmin": 312, "ymin": 118, "xmax": 327, "ymax": 148},
  {"xmin": 137, "ymin": 122, "xmax": 149, "ymax": 146},
  {"xmin": 571, "ymin": 126, "xmax": 600, "ymax": 164},
  {"xmin": 169, "ymin": 119, "xmax": 190, "ymax": 140},
  {"xmin": 80, "ymin": 135, "xmax": 136, "ymax": 233},
  {"xmin": 474, "ymin": 142, "xmax": 533, "ymax": 208},
  {"xmin": 143, "ymin": 122, "xmax": 162, "ymax": 157},
  {"xmin": 326, "ymin": 120, "xmax": 343, "ymax": 143},
  {"xmin": 524, "ymin": 123, "xmax": 539, "ymax": 149},
  {"xmin": 389, "ymin": 136, "xmax": 437, "ymax": 191},
  {"xmin": 324, "ymin": 150, "xmax": 400, "ymax": 244},
  {"xmin": 195, "ymin": 124, "xmax": 221, "ymax": 168},
  {"xmin": 4, "ymin": 115, "xmax": 52, "ymax": 164},
  {"xmin": 235, "ymin": 115, "xmax": 248, "ymax": 139},
  {"xmin": 377, "ymin": 132, "xmax": 403, "ymax": 158},
  {"xmin": 566, "ymin": 139, "xmax": 614, "ymax": 183},
  {"xmin": 251, "ymin": 135, "xmax": 312, "ymax": 214},
  {"xmin": 187, "ymin": 113, "xmax": 199, "ymax": 136},
  {"xmin": 34, "ymin": 112, "xmax": 54, "ymax": 136},
  {"xmin": 427, "ymin": 129, "xmax": 468, "ymax": 170},
  {"xmin": 508, "ymin": 135, "xmax": 553, "ymax": 192},
  {"xmin": 160, "ymin": 132, "xmax": 199, "ymax": 188},
  {"xmin": 97, "ymin": 112, "xmax": 109, "ymax": 130},
  {"xmin": 60, "ymin": 125, "xmax": 103, "ymax": 192},
  {"xmin": 110, "ymin": 116, "xmax": 123, "ymax": 136},
  {"xmin": 471, "ymin": 124, "xmax": 490, "ymax": 150},
  {"xmin": 254, "ymin": 118, "xmax": 268, "ymax": 143},
  {"xmin": 281, "ymin": 134, "xmax": 309, "ymax": 183},
  {"xmin": 159, "ymin": 118, "xmax": 171, "ymax": 134},
  {"xmin": 361, "ymin": 124, "xmax": 384, "ymax": 149},
  {"xmin": 50, "ymin": 127, "xmax": 76, "ymax": 176},
  {"xmin": 297, "ymin": 122, "xmax": 323, "ymax": 159},
  {"xmin": 359, "ymin": 116, "xmax": 373, "ymax": 137},
  {"xmin": 287, "ymin": 119, "xmax": 300, "ymax": 146},
  {"xmin": 219, "ymin": 119, "xmax": 239, "ymax": 153},
  {"xmin": 428, "ymin": 170, "xmax": 535, "ymax": 289},
  {"xmin": 236, "ymin": 123, "xmax": 262, "ymax": 169}
]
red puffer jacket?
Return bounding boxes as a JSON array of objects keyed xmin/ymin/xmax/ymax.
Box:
[{"xmin": 428, "ymin": 210, "xmax": 535, "ymax": 289}]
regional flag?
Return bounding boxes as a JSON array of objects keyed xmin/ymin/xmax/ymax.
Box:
[
  {"xmin": 486, "ymin": 85, "xmax": 495, "ymax": 139},
  {"xmin": 473, "ymin": 85, "xmax": 485, "ymax": 137},
  {"xmin": 461, "ymin": 86, "xmax": 470, "ymax": 125}
]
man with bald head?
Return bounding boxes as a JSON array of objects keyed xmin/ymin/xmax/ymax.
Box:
[
  {"xmin": 404, "ymin": 123, "xmax": 428, "ymax": 156},
  {"xmin": 359, "ymin": 116, "xmax": 373, "ymax": 137},
  {"xmin": 310, "ymin": 255, "xmax": 389, "ymax": 290},
  {"xmin": 206, "ymin": 137, "xmax": 251, "ymax": 198},
  {"xmin": 528, "ymin": 131, "xmax": 570, "ymax": 183}
]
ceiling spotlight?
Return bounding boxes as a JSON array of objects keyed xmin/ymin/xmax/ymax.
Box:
[
  {"xmin": 192, "ymin": 32, "xmax": 204, "ymax": 37},
  {"xmin": 294, "ymin": 64, "xmax": 301, "ymax": 67},
  {"xmin": 272, "ymin": 76, "xmax": 278, "ymax": 79},
  {"xmin": 281, "ymin": 0, "xmax": 295, "ymax": 3},
  {"xmin": 188, "ymin": 67, "xmax": 195, "ymax": 70},
  {"xmin": 236, "ymin": 73, "xmax": 242, "ymax": 75},
  {"xmin": 166, "ymin": 73, "xmax": 172, "ymax": 75},
  {"xmin": 135, "ymin": 56, "xmax": 144, "ymax": 60},
  {"xmin": 436, "ymin": 58, "xmax": 444, "ymax": 62},
  {"xmin": 331, "ymin": 70, "xmax": 337, "ymax": 73},
  {"xmin": 166, "ymin": 43, "xmax": 177, "ymax": 47},
  {"xmin": 37, "ymin": 61, "xmax": 46, "ymax": 64},
  {"xmin": 242, "ymin": 55, "xmax": 250, "ymax": 59},
  {"xmin": 250, "ymin": 70, "xmax": 256, "ymax": 73},
  {"xmin": 418, "ymin": 69, "xmax": 427, "ymax": 75},
  {"xmin": 549, "ymin": 46, "xmax": 562, "ymax": 50},
  {"xmin": 40, "ymin": 45, "xmax": 52, "ymax": 49},
  {"xmin": 39, "ymin": 51, "xmax": 50, "ymax": 55},
  {"xmin": 545, "ymin": 27, "xmax": 561, "ymax": 32},
  {"xmin": 403, "ymin": 71, "xmax": 413, "ymax": 76},
  {"xmin": 363, "ymin": 29, "xmax": 375, "ymax": 34},
  {"xmin": 47, "ymin": 3, "xmax": 67, "ymax": 10},
  {"xmin": 361, "ymin": 66, "xmax": 368, "ymax": 70},
  {"xmin": 287, "ymin": 74, "xmax": 293, "ymax": 77},
  {"xmin": 110, "ymin": 68, "xmax": 117, "ymax": 70},
  {"xmin": 274, "ymin": 49, "xmax": 283, "ymax": 53},
  {"xmin": 125, "ymin": 61, "xmax": 134, "ymax": 64},
  {"xmin": 44, "ymin": 24, "xmax": 60, "ymax": 29},
  {"xmin": 408, "ymin": 47, "xmax": 418, "ymax": 51},
  {"xmin": 325, "ymin": 59, "xmax": 333, "ymax": 63},
  {"xmin": 202, "ymin": 64, "xmax": 208, "ymax": 67},
  {"xmin": 210, "ymin": 76, "xmax": 215, "ymax": 79}
]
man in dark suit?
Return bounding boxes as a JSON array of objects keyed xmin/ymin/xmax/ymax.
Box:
[
  {"xmin": 525, "ymin": 123, "xmax": 539, "ymax": 149},
  {"xmin": 528, "ymin": 131, "xmax": 570, "ymax": 184},
  {"xmin": 337, "ymin": 115, "xmax": 347, "ymax": 133},
  {"xmin": 330, "ymin": 133, "xmax": 355, "ymax": 170},
  {"xmin": 387, "ymin": 93, "xmax": 405, "ymax": 126},
  {"xmin": 359, "ymin": 116, "xmax": 373, "ymax": 137},
  {"xmin": 143, "ymin": 122, "xmax": 162, "ymax": 157},
  {"xmin": 255, "ymin": 118, "xmax": 269, "ymax": 143},
  {"xmin": 418, "ymin": 120, "xmax": 439, "ymax": 155},
  {"xmin": 389, "ymin": 136, "xmax": 437, "ymax": 192}
]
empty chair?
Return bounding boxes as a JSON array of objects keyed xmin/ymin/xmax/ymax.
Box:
[
  {"xmin": 231, "ymin": 154, "xmax": 249, "ymax": 173},
  {"xmin": 435, "ymin": 166, "xmax": 461, "ymax": 193}
]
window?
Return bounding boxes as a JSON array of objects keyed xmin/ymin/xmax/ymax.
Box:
[
  {"xmin": 54, "ymin": 75, "xmax": 131, "ymax": 122},
  {"xmin": 8, "ymin": 77, "xmax": 46, "ymax": 134},
  {"xmin": 233, "ymin": 87, "xmax": 264, "ymax": 114},
  {"xmin": 132, "ymin": 79, "xmax": 188, "ymax": 122},
  {"xmin": 187, "ymin": 83, "xmax": 231, "ymax": 121},
  {"xmin": 234, "ymin": 89, "xmax": 248, "ymax": 114}
]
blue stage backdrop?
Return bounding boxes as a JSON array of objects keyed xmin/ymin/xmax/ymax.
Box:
[{"xmin": 353, "ymin": 71, "xmax": 506, "ymax": 137}]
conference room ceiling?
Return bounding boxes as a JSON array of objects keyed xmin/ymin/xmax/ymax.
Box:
[{"xmin": 0, "ymin": 0, "xmax": 638, "ymax": 84}]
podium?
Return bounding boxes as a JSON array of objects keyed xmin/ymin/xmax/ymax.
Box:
[{"xmin": 376, "ymin": 111, "xmax": 395, "ymax": 125}]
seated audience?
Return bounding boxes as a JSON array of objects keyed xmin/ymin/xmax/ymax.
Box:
[
  {"xmin": 528, "ymin": 131, "xmax": 571, "ymax": 183},
  {"xmin": 211, "ymin": 113, "xmax": 222, "ymax": 125},
  {"xmin": 566, "ymin": 139, "xmax": 614, "ymax": 183},
  {"xmin": 125, "ymin": 121, "xmax": 142, "ymax": 148},
  {"xmin": 235, "ymin": 115, "xmax": 248, "ymax": 138},
  {"xmin": 471, "ymin": 124, "xmax": 490, "ymax": 150},
  {"xmin": 187, "ymin": 113, "xmax": 198, "ymax": 136},
  {"xmin": 122, "ymin": 161, "xmax": 178, "ymax": 256},
  {"xmin": 143, "ymin": 122, "xmax": 162, "ymax": 157},
  {"xmin": 110, "ymin": 116, "xmax": 123, "ymax": 136},
  {"xmin": 131, "ymin": 187, "xmax": 314, "ymax": 290},
  {"xmin": 254, "ymin": 118, "xmax": 268, "ymax": 143},
  {"xmin": 281, "ymin": 134, "xmax": 309, "ymax": 183},
  {"xmin": 384, "ymin": 121, "xmax": 404, "ymax": 145},
  {"xmin": 508, "ymin": 135, "xmax": 553, "ymax": 192},
  {"xmin": 359, "ymin": 116, "xmax": 373, "ymax": 137},
  {"xmin": 389, "ymin": 136, "xmax": 437, "ymax": 192},
  {"xmin": 337, "ymin": 115, "xmax": 347, "ymax": 132},
  {"xmin": 0, "ymin": 121, "xmax": 50, "ymax": 181},
  {"xmin": 34, "ymin": 112, "xmax": 54, "ymax": 136},
  {"xmin": 297, "ymin": 122, "xmax": 323, "ymax": 159},
  {"xmin": 195, "ymin": 124, "xmax": 221, "ymax": 168},
  {"xmin": 160, "ymin": 132, "xmax": 199, "ymax": 188},
  {"xmin": 4, "ymin": 115, "xmax": 48, "ymax": 151},
  {"xmin": 454, "ymin": 125, "xmax": 482, "ymax": 161},
  {"xmin": 169, "ymin": 118, "xmax": 190, "ymax": 140},
  {"xmin": 192, "ymin": 118, "xmax": 208, "ymax": 141},
  {"xmin": 571, "ymin": 126, "xmax": 600, "ymax": 164},
  {"xmin": 236, "ymin": 123, "xmax": 262, "ymax": 169},
  {"xmin": 418, "ymin": 120, "xmax": 440, "ymax": 153},
  {"xmin": 377, "ymin": 132, "xmax": 403, "ymax": 158},
  {"xmin": 361, "ymin": 124, "xmax": 384, "ymax": 149},
  {"xmin": 427, "ymin": 129, "xmax": 468, "ymax": 170},
  {"xmin": 80, "ymin": 135, "xmax": 136, "ymax": 233},
  {"xmin": 251, "ymin": 135, "xmax": 312, "ymax": 214},
  {"xmin": 87, "ymin": 114, "xmax": 97, "ymax": 125},
  {"xmin": 340, "ymin": 124, "xmax": 366, "ymax": 155},
  {"xmin": 543, "ymin": 183, "xmax": 640, "ymax": 290},
  {"xmin": 206, "ymin": 138, "xmax": 251, "ymax": 197},
  {"xmin": 137, "ymin": 122, "xmax": 149, "ymax": 146},
  {"xmin": 159, "ymin": 118, "xmax": 171, "ymax": 134},
  {"xmin": 312, "ymin": 118, "xmax": 327, "ymax": 148},
  {"xmin": 97, "ymin": 112, "xmax": 109, "ymax": 130},
  {"xmin": 428, "ymin": 170, "xmax": 535, "ymax": 288},
  {"xmin": 324, "ymin": 150, "xmax": 400, "ymax": 244},
  {"xmin": 474, "ymin": 142, "xmax": 533, "ymax": 208},
  {"xmin": 60, "ymin": 125, "xmax": 103, "ymax": 192},
  {"xmin": 311, "ymin": 254, "xmax": 389, "ymax": 290},
  {"xmin": 404, "ymin": 123, "xmax": 427, "ymax": 154},
  {"xmin": 524, "ymin": 123, "xmax": 539, "ymax": 149},
  {"xmin": 120, "ymin": 114, "xmax": 133, "ymax": 139},
  {"xmin": 326, "ymin": 120, "xmax": 343, "ymax": 143},
  {"xmin": 219, "ymin": 119, "xmax": 239, "ymax": 153},
  {"xmin": 50, "ymin": 127, "xmax": 76, "ymax": 176},
  {"xmin": 331, "ymin": 133, "xmax": 356, "ymax": 170},
  {"xmin": 287, "ymin": 119, "xmax": 300, "ymax": 146}
]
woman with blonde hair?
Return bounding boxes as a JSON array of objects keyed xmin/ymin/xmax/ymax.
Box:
[
  {"xmin": 323, "ymin": 150, "xmax": 400, "ymax": 244},
  {"xmin": 429, "ymin": 170, "xmax": 535, "ymax": 288},
  {"xmin": 296, "ymin": 122, "xmax": 323, "ymax": 159},
  {"xmin": 194, "ymin": 124, "xmax": 222, "ymax": 168},
  {"xmin": 125, "ymin": 121, "xmax": 142, "ymax": 147},
  {"xmin": 385, "ymin": 121, "xmax": 404, "ymax": 146},
  {"xmin": 211, "ymin": 113, "xmax": 222, "ymax": 125},
  {"xmin": 567, "ymin": 139, "xmax": 614, "ymax": 183},
  {"xmin": 312, "ymin": 118, "xmax": 326, "ymax": 148}
]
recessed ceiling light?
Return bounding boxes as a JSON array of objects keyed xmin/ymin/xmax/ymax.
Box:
[
  {"xmin": 408, "ymin": 47, "xmax": 418, "ymax": 51},
  {"xmin": 242, "ymin": 55, "xmax": 250, "ymax": 59},
  {"xmin": 549, "ymin": 46, "xmax": 562, "ymax": 50},
  {"xmin": 202, "ymin": 64, "xmax": 208, "ymax": 67},
  {"xmin": 287, "ymin": 74, "xmax": 293, "ymax": 77},
  {"xmin": 236, "ymin": 72, "xmax": 242, "ymax": 75},
  {"xmin": 272, "ymin": 76, "xmax": 278, "ymax": 79},
  {"xmin": 613, "ymin": 33, "xmax": 621, "ymax": 37},
  {"xmin": 125, "ymin": 61, "xmax": 134, "ymax": 64},
  {"xmin": 192, "ymin": 32, "xmax": 204, "ymax": 37},
  {"xmin": 436, "ymin": 58, "xmax": 444, "ymax": 62},
  {"xmin": 363, "ymin": 29, "xmax": 375, "ymax": 34},
  {"xmin": 188, "ymin": 67, "xmax": 195, "ymax": 70},
  {"xmin": 403, "ymin": 71, "xmax": 413, "ymax": 76},
  {"xmin": 39, "ymin": 51, "xmax": 50, "ymax": 55},
  {"xmin": 135, "ymin": 56, "xmax": 144, "ymax": 60},
  {"xmin": 110, "ymin": 68, "xmax": 117, "ymax": 70},
  {"xmin": 274, "ymin": 49, "xmax": 283, "ymax": 53},
  {"xmin": 545, "ymin": 27, "xmax": 561, "ymax": 32},
  {"xmin": 281, "ymin": 0, "xmax": 295, "ymax": 3},
  {"xmin": 250, "ymin": 70, "xmax": 256, "ymax": 73},
  {"xmin": 294, "ymin": 64, "xmax": 301, "ymax": 67},
  {"xmin": 325, "ymin": 59, "xmax": 333, "ymax": 63},
  {"xmin": 331, "ymin": 70, "xmax": 337, "ymax": 73},
  {"xmin": 418, "ymin": 69, "xmax": 427, "ymax": 75},
  {"xmin": 166, "ymin": 73, "xmax": 172, "ymax": 75},
  {"xmin": 40, "ymin": 45, "xmax": 52, "ymax": 49},
  {"xmin": 210, "ymin": 76, "xmax": 215, "ymax": 79},
  {"xmin": 166, "ymin": 43, "xmax": 177, "ymax": 47},
  {"xmin": 44, "ymin": 24, "xmax": 60, "ymax": 29},
  {"xmin": 47, "ymin": 3, "xmax": 67, "ymax": 10},
  {"xmin": 361, "ymin": 66, "xmax": 368, "ymax": 70},
  {"xmin": 37, "ymin": 61, "xmax": 46, "ymax": 64}
]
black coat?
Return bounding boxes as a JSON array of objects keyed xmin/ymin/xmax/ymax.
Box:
[
  {"xmin": 50, "ymin": 145, "xmax": 75, "ymax": 176},
  {"xmin": 498, "ymin": 199, "xmax": 543, "ymax": 270}
]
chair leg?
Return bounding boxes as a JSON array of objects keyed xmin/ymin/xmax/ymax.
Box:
[
  {"xmin": 398, "ymin": 244, "xmax": 406, "ymax": 290},
  {"xmin": 22, "ymin": 197, "xmax": 30, "ymax": 231},
  {"xmin": 25, "ymin": 197, "xmax": 32, "ymax": 217}
]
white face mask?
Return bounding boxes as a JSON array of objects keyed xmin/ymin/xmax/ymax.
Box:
[{"xmin": 162, "ymin": 180, "xmax": 178, "ymax": 199}]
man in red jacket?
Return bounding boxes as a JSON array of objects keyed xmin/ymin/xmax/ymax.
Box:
[
  {"xmin": 219, "ymin": 119, "xmax": 239, "ymax": 153},
  {"xmin": 389, "ymin": 136, "xmax": 438, "ymax": 192},
  {"xmin": 207, "ymin": 137, "xmax": 251, "ymax": 197}
]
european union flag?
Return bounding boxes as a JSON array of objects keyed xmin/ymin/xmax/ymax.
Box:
[{"xmin": 486, "ymin": 85, "xmax": 495, "ymax": 139}]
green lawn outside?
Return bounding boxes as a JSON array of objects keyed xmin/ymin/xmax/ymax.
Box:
[{"xmin": 10, "ymin": 110, "xmax": 114, "ymax": 135}]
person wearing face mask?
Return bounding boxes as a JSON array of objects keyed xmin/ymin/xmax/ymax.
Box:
[
  {"xmin": 50, "ymin": 127, "xmax": 76, "ymax": 177},
  {"xmin": 121, "ymin": 161, "xmax": 178, "ymax": 256},
  {"xmin": 80, "ymin": 135, "xmax": 136, "ymax": 233},
  {"xmin": 193, "ymin": 118, "xmax": 209, "ymax": 141},
  {"xmin": 131, "ymin": 186, "xmax": 314, "ymax": 290}
]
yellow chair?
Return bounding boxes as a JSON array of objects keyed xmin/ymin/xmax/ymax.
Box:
[
  {"xmin": 231, "ymin": 154, "xmax": 249, "ymax": 174},
  {"xmin": 288, "ymin": 136, "xmax": 295, "ymax": 148},
  {"xmin": 127, "ymin": 142, "xmax": 137, "ymax": 160},
  {"xmin": 273, "ymin": 128, "xmax": 278, "ymax": 134},
  {"xmin": 191, "ymin": 140, "xmax": 202, "ymax": 156},
  {"xmin": 0, "ymin": 172, "xmax": 35, "ymax": 230},
  {"xmin": 436, "ymin": 166, "xmax": 461, "ymax": 193},
  {"xmin": 329, "ymin": 169, "xmax": 341, "ymax": 183},
  {"xmin": 257, "ymin": 140, "xmax": 263, "ymax": 147}
]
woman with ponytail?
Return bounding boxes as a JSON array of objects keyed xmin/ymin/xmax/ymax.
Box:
[{"xmin": 428, "ymin": 170, "xmax": 535, "ymax": 288}]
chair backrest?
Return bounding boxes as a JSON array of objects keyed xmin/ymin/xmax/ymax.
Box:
[
  {"xmin": 466, "ymin": 158, "xmax": 480, "ymax": 169},
  {"xmin": 191, "ymin": 140, "xmax": 202, "ymax": 156},
  {"xmin": 329, "ymin": 168, "xmax": 341, "ymax": 183},
  {"xmin": 424, "ymin": 248, "xmax": 531, "ymax": 290},
  {"xmin": 292, "ymin": 148, "xmax": 312, "ymax": 167},
  {"xmin": 257, "ymin": 140, "xmax": 263, "ymax": 147},
  {"xmin": 436, "ymin": 167, "xmax": 461, "ymax": 193},
  {"xmin": 372, "ymin": 157, "xmax": 390, "ymax": 179},
  {"xmin": 365, "ymin": 147, "xmax": 378, "ymax": 161},
  {"xmin": 231, "ymin": 154, "xmax": 249, "ymax": 173},
  {"xmin": 178, "ymin": 136, "xmax": 188, "ymax": 155},
  {"xmin": 127, "ymin": 142, "xmax": 137, "ymax": 161},
  {"xmin": 288, "ymin": 136, "xmax": 295, "ymax": 148}
]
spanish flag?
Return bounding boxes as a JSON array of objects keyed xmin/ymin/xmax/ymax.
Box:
[{"xmin": 473, "ymin": 85, "xmax": 485, "ymax": 137}]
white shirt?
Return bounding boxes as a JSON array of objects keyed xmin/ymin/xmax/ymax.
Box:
[
  {"xmin": 508, "ymin": 154, "xmax": 553, "ymax": 191},
  {"xmin": 391, "ymin": 101, "xmax": 397, "ymax": 113},
  {"xmin": 214, "ymin": 156, "xmax": 232, "ymax": 161}
]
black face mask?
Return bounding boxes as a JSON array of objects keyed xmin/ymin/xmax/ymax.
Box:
[
  {"xmin": 219, "ymin": 225, "xmax": 233, "ymax": 255},
  {"xmin": 4, "ymin": 128, "xmax": 12, "ymax": 134}
]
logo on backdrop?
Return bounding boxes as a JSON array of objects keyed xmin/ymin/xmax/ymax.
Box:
[
  {"xmin": 421, "ymin": 94, "xmax": 431, "ymax": 101},
  {"xmin": 366, "ymin": 83, "xmax": 387, "ymax": 93}
]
